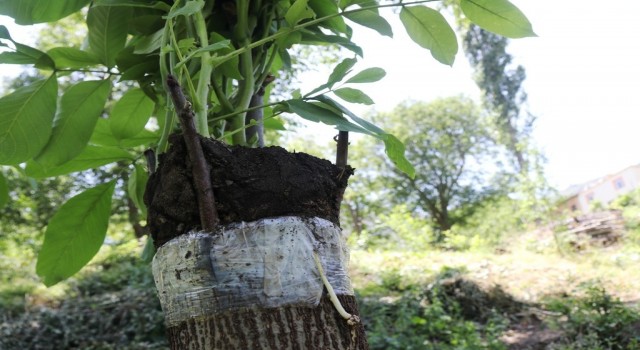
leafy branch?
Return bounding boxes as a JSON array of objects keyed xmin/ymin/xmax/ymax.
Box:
[{"xmin": 0, "ymin": 0, "xmax": 536, "ymax": 286}]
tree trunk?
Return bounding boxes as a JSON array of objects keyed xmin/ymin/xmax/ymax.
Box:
[
  {"xmin": 164, "ymin": 295, "xmax": 366, "ymax": 349},
  {"xmin": 144, "ymin": 135, "xmax": 368, "ymax": 349}
]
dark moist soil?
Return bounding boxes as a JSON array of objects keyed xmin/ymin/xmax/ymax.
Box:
[{"xmin": 144, "ymin": 134, "xmax": 353, "ymax": 248}]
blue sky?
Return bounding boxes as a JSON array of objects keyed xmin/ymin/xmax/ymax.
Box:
[{"xmin": 2, "ymin": 0, "xmax": 639, "ymax": 190}]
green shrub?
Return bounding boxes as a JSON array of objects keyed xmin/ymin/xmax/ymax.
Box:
[
  {"xmin": 0, "ymin": 239, "xmax": 167, "ymax": 350},
  {"xmin": 546, "ymin": 285, "xmax": 640, "ymax": 349},
  {"xmin": 355, "ymin": 205, "xmax": 434, "ymax": 251},
  {"xmin": 445, "ymin": 195, "xmax": 532, "ymax": 251},
  {"xmin": 358, "ymin": 268, "xmax": 509, "ymax": 350},
  {"xmin": 0, "ymin": 288, "xmax": 166, "ymax": 350}
]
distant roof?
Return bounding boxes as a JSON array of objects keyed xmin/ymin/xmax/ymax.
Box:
[{"xmin": 560, "ymin": 163, "xmax": 640, "ymax": 198}]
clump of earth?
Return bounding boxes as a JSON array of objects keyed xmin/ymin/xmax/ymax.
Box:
[{"xmin": 144, "ymin": 134, "xmax": 353, "ymax": 248}]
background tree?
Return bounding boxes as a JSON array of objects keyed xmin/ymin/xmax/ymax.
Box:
[
  {"xmin": 462, "ymin": 23, "xmax": 534, "ymax": 173},
  {"xmin": 366, "ymin": 96, "xmax": 500, "ymax": 242}
]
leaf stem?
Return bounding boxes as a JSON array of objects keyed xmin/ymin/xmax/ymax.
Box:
[
  {"xmin": 192, "ymin": 10, "xmax": 213, "ymax": 137},
  {"xmin": 211, "ymin": 78, "xmax": 235, "ymax": 113},
  {"xmin": 222, "ymin": 109, "xmax": 282, "ymax": 139},
  {"xmin": 208, "ymin": 100, "xmax": 283, "ymax": 123},
  {"xmin": 213, "ymin": 0, "xmax": 439, "ymax": 67},
  {"xmin": 231, "ymin": 0, "xmax": 254, "ymax": 145},
  {"xmin": 168, "ymin": 19, "xmax": 198, "ymax": 106},
  {"xmin": 55, "ymin": 68, "xmax": 122, "ymax": 75},
  {"xmin": 156, "ymin": 20, "xmax": 174, "ymax": 154}
]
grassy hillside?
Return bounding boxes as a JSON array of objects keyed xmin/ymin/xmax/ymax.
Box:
[{"xmin": 2, "ymin": 228, "xmax": 639, "ymax": 349}]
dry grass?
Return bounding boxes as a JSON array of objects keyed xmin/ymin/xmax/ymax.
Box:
[{"xmin": 349, "ymin": 242, "xmax": 640, "ymax": 305}]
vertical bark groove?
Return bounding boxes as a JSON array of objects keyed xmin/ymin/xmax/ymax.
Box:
[{"xmin": 165, "ymin": 295, "xmax": 368, "ymax": 349}]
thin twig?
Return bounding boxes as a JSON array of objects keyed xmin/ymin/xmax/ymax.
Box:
[
  {"xmin": 166, "ymin": 75, "xmax": 219, "ymax": 231},
  {"xmin": 144, "ymin": 149, "xmax": 156, "ymax": 174},
  {"xmin": 336, "ymin": 131, "xmax": 349, "ymax": 168}
]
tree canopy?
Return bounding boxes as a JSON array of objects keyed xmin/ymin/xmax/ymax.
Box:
[
  {"xmin": 366, "ymin": 97, "xmax": 500, "ymax": 240},
  {"xmin": 0, "ymin": 0, "xmax": 535, "ymax": 285}
]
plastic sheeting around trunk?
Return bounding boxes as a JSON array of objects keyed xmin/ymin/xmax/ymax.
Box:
[{"xmin": 152, "ymin": 216, "xmax": 353, "ymax": 327}]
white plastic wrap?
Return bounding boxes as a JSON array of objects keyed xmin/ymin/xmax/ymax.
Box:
[{"xmin": 152, "ymin": 216, "xmax": 353, "ymax": 327}]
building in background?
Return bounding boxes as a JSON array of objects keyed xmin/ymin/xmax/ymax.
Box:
[{"xmin": 560, "ymin": 164, "xmax": 640, "ymax": 213}]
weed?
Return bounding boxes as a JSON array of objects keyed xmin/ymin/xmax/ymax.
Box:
[{"xmin": 546, "ymin": 285, "xmax": 640, "ymax": 349}]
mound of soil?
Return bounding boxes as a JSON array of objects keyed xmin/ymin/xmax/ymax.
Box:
[
  {"xmin": 428, "ymin": 276, "xmax": 564, "ymax": 349},
  {"xmin": 144, "ymin": 134, "xmax": 353, "ymax": 248},
  {"xmin": 428, "ymin": 276, "xmax": 528, "ymax": 322}
]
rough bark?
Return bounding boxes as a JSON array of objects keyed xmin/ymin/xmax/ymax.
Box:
[{"xmin": 165, "ymin": 295, "xmax": 367, "ymax": 350}]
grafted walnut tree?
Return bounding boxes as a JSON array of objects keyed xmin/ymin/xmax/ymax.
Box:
[{"xmin": 0, "ymin": 0, "xmax": 534, "ymax": 347}]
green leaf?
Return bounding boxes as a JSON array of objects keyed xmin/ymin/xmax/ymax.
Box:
[
  {"xmin": 460, "ymin": 0, "xmax": 536, "ymax": 38},
  {"xmin": 278, "ymin": 29, "xmax": 302, "ymax": 49},
  {"xmin": 128, "ymin": 163, "xmax": 148, "ymax": 217},
  {"xmin": 26, "ymin": 145, "xmax": 135, "ymax": 178},
  {"xmin": 34, "ymin": 80, "xmax": 111, "ymax": 167},
  {"xmin": 141, "ymin": 235, "xmax": 155, "ymax": 263},
  {"xmin": 0, "ymin": 172, "xmax": 8, "ymax": 208},
  {"xmin": 285, "ymin": 0, "xmax": 316, "ymax": 26},
  {"xmin": 333, "ymin": 87, "xmax": 374, "ymax": 105},
  {"xmin": 115, "ymin": 46, "xmax": 159, "ymax": 81},
  {"xmin": 91, "ymin": 118, "xmax": 158, "ymax": 148},
  {"xmin": 301, "ymin": 31, "xmax": 363, "ymax": 56},
  {"xmin": 93, "ymin": 0, "xmax": 171, "ymax": 12},
  {"xmin": 0, "ymin": 42, "xmax": 55, "ymax": 69},
  {"xmin": 302, "ymin": 56, "xmax": 357, "ymax": 97},
  {"xmin": 175, "ymin": 39, "xmax": 231, "ymax": 69},
  {"xmin": 400, "ymin": 6, "xmax": 458, "ymax": 66},
  {"xmin": 87, "ymin": 5, "xmax": 132, "ymax": 67},
  {"xmin": 314, "ymin": 95, "xmax": 382, "ymax": 135},
  {"xmin": 0, "ymin": 75, "xmax": 58, "ymax": 165},
  {"xmin": 288, "ymin": 99, "xmax": 369, "ymax": 133},
  {"xmin": 47, "ymin": 47, "xmax": 102, "ymax": 69},
  {"xmin": 274, "ymin": 54, "xmax": 290, "ymax": 78},
  {"xmin": 263, "ymin": 117, "xmax": 286, "ymax": 131},
  {"xmin": 0, "ymin": 25, "xmax": 12, "ymax": 40},
  {"xmin": 167, "ymin": 0, "xmax": 204, "ymax": 18},
  {"xmin": 328, "ymin": 57, "xmax": 357, "ymax": 87},
  {"xmin": 210, "ymin": 32, "xmax": 243, "ymax": 80},
  {"xmin": 381, "ymin": 133, "xmax": 415, "ymax": 178},
  {"xmin": 345, "ymin": 67, "xmax": 386, "ymax": 84},
  {"xmin": 133, "ymin": 29, "xmax": 163, "ymax": 54},
  {"xmin": 345, "ymin": 9, "xmax": 393, "ymax": 37},
  {"xmin": 339, "ymin": 0, "xmax": 353, "ymax": 10},
  {"xmin": 0, "ymin": 0, "xmax": 91, "ymax": 25},
  {"xmin": 0, "ymin": 52, "xmax": 36, "ymax": 65},
  {"xmin": 109, "ymin": 88, "xmax": 155, "ymax": 140},
  {"xmin": 194, "ymin": 40, "xmax": 232, "ymax": 54},
  {"xmin": 36, "ymin": 181, "xmax": 116, "ymax": 286},
  {"xmin": 314, "ymin": 95, "xmax": 414, "ymax": 178},
  {"xmin": 178, "ymin": 38, "xmax": 196, "ymax": 52},
  {"xmin": 130, "ymin": 14, "xmax": 166, "ymax": 36},
  {"xmin": 308, "ymin": 0, "xmax": 347, "ymax": 34}
]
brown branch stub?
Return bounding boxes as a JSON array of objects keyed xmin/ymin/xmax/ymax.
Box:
[
  {"xmin": 144, "ymin": 149, "xmax": 156, "ymax": 174},
  {"xmin": 166, "ymin": 75, "xmax": 219, "ymax": 232},
  {"xmin": 335, "ymin": 131, "xmax": 349, "ymax": 168}
]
